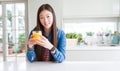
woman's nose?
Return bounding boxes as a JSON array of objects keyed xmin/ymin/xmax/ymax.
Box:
[{"xmin": 44, "ymin": 18, "xmax": 48, "ymax": 23}]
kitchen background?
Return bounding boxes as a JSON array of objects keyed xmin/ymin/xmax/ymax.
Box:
[{"xmin": 0, "ymin": 0, "xmax": 120, "ymax": 62}]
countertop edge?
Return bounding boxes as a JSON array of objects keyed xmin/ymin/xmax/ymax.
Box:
[{"xmin": 66, "ymin": 45, "xmax": 120, "ymax": 51}]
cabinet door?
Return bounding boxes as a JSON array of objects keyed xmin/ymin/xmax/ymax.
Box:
[
  {"xmin": 63, "ymin": 0, "xmax": 120, "ymax": 18},
  {"xmin": 66, "ymin": 50, "xmax": 120, "ymax": 61}
]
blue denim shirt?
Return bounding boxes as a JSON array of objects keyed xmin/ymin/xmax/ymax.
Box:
[{"xmin": 27, "ymin": 29, "xmax": 66, "ymax": 63}]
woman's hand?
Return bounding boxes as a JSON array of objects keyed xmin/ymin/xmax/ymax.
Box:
[
  {"xmin": 27, "ymin": 35, "xmax": 38, "ymax": 48},
  {"xmin": 35, "ymin": 36, "xmax": 53, "ymax": 50}
]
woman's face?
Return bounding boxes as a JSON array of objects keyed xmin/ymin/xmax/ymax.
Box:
[{"xmin": 39, "ymin": 10, "xmax": 53, "ymax": 30}]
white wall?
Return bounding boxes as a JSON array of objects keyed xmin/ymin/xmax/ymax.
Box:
[
  {"xmin": 63, "ymin": 0, "xmax": 120, "ymax": 18},
  {"xmin": 28, "ymin": 0, "xmax": 120, "ymax": 32},
  {"xmin": 28, "ymin": 0, "xmax": 62, "ymax": 33}
]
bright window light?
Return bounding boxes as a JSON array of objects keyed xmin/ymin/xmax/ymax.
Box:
[{"xmin": 63, "ymin": 18, "xmax": 118, "ymax": 38}]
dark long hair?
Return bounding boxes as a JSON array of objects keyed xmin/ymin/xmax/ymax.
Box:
[{"xmin": 34, "ymin": 4, "xmax": 57, "ymax": 61}]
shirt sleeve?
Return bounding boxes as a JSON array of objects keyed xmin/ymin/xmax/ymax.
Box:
[
  {"xmin": 27, "ymin": 50, "xmax": 36, "ymax": 62},
  {"xmin": 26, "ymin": 30, "xmax": 37, "ymax": 62},
  {"xmin": 51, "ymin": 29, "xmax": 66, "ymax": 63}
]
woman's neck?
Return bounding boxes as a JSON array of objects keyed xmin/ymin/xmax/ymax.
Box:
[{"xmin": 44, "ymin": 28, "xmax": 51, "ymax": 36}]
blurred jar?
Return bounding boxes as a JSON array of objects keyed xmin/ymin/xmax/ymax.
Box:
[{"xmin": 112, "ymin": 31, "xmax": 119, "ymax": 44}]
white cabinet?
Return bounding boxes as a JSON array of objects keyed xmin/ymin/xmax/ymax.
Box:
[
  {"xmin": 63, "ymin": 0, "xmax": 120, "ymax": 18},
  {"xmin": 66, "ymin": 46, "xmax": 120, "ymax": 61}
]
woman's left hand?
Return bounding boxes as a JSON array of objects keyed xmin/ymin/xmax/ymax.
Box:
[{"xmin": 35, "ymin": 36, "xmax": 53, "ymax": 50}]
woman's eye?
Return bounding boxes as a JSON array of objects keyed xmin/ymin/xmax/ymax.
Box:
[
  {"xmin": 47, "ymin": 16, "xmax": 50, "ymax": 18},
  {"xmin": 40, "ymin": 17, "xmax": 43, "ymax": 19}
]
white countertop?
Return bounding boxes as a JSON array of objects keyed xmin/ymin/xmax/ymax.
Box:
[
  {"xmin": 0, "ymin": 61, "xmax": 120, "ymax": 71},
  {"xmin": 66, "ymin": 45, "xmax": 120, "ymax": 50}
]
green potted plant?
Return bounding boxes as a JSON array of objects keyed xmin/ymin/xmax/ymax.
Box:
[
  {"xmin": 8, "ymin": 41, "xmax": 14, "ymax": 54},
  {"xmin": 66, "ymin": 33, "xmax": 78, "ymax": 39},
  {"xmin": 18, "ymin": 33, "xmax": 26, "ymax": 53},
  {"xmin": 85, "ymin": 32, "xmax": 95, "ymax": 45},
  {"xmin": 0, "ymin": 38, "xmax": 2, "ymax": 43},
  {"xmin": 8, "ymin": 33, "xmax": 14, "ymax": 54},
  {"xmin": 86, "ymin": 32, "xmax": 94, "ymax": 36},
  {"xmin": 66, "ymin": 33, "xmax": 78, "ymax": 47},
  {"xmin": 77, "ymin": 34, "xmax": 83, "ymax": 45}
]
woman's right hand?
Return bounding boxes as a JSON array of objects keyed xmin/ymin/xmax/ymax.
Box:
[{"xmin": 28, "ymin": 35, "xmax": 37, "ymax": 48}]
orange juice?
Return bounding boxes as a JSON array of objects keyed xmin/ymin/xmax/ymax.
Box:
[{"xmin": 32, "ymin": 31, "xmax": 42, "ymax": 42}]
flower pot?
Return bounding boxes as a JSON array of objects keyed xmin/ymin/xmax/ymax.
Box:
[
  {"xmin": 21, "ymin": 45, "xmax": 26, "ymax": 53},
  {"xmin": 66, "ymin": 39, "xmax": 78, "ymax": 47},
  {"xmin": 8, "ymin": 48, "xmax": 14, "ymax": 54},
  {"xmin": 85, "ymin": 36, "xmax": 95, "ymax": 45}
]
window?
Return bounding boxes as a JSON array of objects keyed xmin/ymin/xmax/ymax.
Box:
[
  {"xmin": 5, "ymin": 3, "xmax": 26, "ymax": 61},
  {"xmin": 0, "ymin": 4, "xmax": 3, "ymax": 62},
  {"xmin": 0, "ymin": 2, "xmax": 27, "ymax": 62},
  {"xmin": 63, "ymin": 18, "xmax": 119, "ymax": 45}
]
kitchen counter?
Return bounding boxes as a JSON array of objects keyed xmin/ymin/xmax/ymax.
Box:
[
  {"xmin": 66, "ymin": 45, "xmax": 120, "ymax": 50},
  {"xmin": 0, "ymin": 61, "xmax": 120, "ymax": 71}
]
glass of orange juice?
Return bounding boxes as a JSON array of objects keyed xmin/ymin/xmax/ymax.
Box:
[{"xmin": 32, "ymin": 31, "xmax": 42, "ymax": 42}]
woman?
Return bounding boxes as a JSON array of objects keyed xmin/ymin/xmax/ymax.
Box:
[{"xmin": 27, "ymin": 4, "xmax": 66, "ymax": 63}]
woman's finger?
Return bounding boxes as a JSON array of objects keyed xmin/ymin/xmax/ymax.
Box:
[
  {"xmin": 41, "ymin": 36, "xmax": 47, "ymax": 40},
  {"xmin": 30, "ymin": 35, "xmax": 33, "ymax": 38}
]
